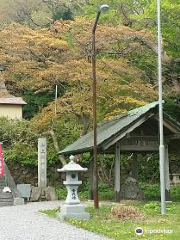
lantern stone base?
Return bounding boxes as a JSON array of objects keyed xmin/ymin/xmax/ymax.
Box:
[
  {"xmin": 59, "ymin": 204, "xmax": 90, "ymax": 220},
  {"xmin": 14, "ymin": 197, "xmax": 24, "ymax": 205}
]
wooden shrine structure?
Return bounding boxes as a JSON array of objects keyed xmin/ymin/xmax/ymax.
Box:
[{"xmin": 58, "ymin": 101, "xmax": 180, "ymax": 201}]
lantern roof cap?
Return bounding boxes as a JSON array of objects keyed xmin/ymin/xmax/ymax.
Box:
[{"xmin": 57, "ymin": 155, "xmax": 87, "ymax": 172}]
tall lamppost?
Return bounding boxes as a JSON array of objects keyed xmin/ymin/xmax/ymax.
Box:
[
  {"xmin": 157, "ymin": 0, "xmax": 166, "ymax": 214},
  {"xmin": 92, "ymin": 4, "xmax": 109, "ymax": 208}
]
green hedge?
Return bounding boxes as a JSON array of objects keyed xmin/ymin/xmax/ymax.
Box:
[{"xmin": 140, "ymin": 183, "xmax": 180, "ymax": 202}]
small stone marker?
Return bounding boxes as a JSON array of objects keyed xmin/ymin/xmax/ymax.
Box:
[
  {"xmin": 17, "ymin": 184, "xmax": 31, "ymax": 201},
  {"xmin": 57, "ymin": 155, "xmax": 90, "ymax": 220},
  {"xmin": 38, "ymin": 138, "xmax": 47, "ymax": 188}
]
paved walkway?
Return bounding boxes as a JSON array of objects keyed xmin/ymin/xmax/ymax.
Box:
[{"xmin": 0, "ymin": 201, "xmax": 112, "ymax": 240}]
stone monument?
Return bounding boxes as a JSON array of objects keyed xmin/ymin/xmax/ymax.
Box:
[
  {"xmin": 120, "ymin": 177, "xmax": 144, "ymax": 200},
  {"xmin": 38, "ymin": 138, "xmax": 47, "ymax": 188},
  {"xmin": 57, "ymin": 155, "xmax": 90, "ymax": 220}
]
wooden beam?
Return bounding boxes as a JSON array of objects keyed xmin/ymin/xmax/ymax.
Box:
[
  {"xmin": 114, "ymin": 142, "xmax": 121, "ymax": 202},
  {"xmin": 102, "ymin": 113, "xmax": 154, "ymax": 150},
  {"xmin": 126, "ymin": 135, "xmax": 158, "ymax": 140},
  {"xmin": 165, "ymin": 134, "xmax": 180, "ymax": 140},
  {"xmin": 120, "ymin": 145, "xmax": 158, "ymax": 151},
  {"xmin": 154, "ymin": 115, "xmax": 180, "ymax": 134},
  {"xmin": 163, "ymin": 120, "xmax": 180, "ymax": 134},
  {"xmin": 126, "ymin": 134, "xmax": 180, "ymax": 141},
  {"xmin": 126, "ymin": 135, "xmax": 156, "ymax": 139}
]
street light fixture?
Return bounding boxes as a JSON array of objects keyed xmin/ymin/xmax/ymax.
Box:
[
  {"xmin": 100, "ymin": 4, "xmax": 109, "ymax": 13},
  {"xmin": 92, "ymin": 4, "xmax": 109, "ymax": 209},
  {"xmin": 157, "ymin": 0, "xmax": 166, "ymax": 214}
]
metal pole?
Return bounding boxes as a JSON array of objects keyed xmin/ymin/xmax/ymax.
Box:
[
  {"xmin": 55, "ymin": 85, "xmax": 58, "ymax": 116},
  {"xmin": 92, "ymin": 10, "xmax": 101, "ymax": 209},
  {"xmin": 157, "ymin": 0, "xmax": 166, "ymax": 214}
]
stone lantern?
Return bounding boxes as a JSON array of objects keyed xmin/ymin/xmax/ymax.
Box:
[{"xmin": 57, "ymin": 155, "xmax": 90, "ymax": 220}]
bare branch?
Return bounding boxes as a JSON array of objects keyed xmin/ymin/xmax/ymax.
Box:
[{"xmin": 45, "ymin": 129, "xmax": 67, "ymax": 166}]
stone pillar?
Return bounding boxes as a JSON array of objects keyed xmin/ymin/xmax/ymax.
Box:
[
  {"xmin": 165, "ymin": 145, "xmax": 171, "ymax": 201},
  {"xmin": 38, "ymin": 138, "xmax": 47, "ymax": 188},
  {"xmin": 114, "ymin": 142, "xmax": 121, "ymax": 202}
]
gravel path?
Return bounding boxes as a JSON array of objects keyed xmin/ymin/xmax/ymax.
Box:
[{"xmin": 0, "ymin": 201, "xmax": 112, "ymax": 240}]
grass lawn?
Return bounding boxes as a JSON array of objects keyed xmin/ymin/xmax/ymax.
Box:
[{"xmin": 41, "ymin": 200, "xmax": 180, "ymax": 240}]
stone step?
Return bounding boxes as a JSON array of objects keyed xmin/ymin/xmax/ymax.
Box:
[
  {"xmin": 0, "ymin": 188, "xmax": 5, "ymax": 191},
  {"xmin": 0, "ymin": 184, "xmax": 5, "ymax": 187},
  {"xmin": 0, "ymin": 199, "xmax": 13, "ymax": 202},
  {"xmin": 0, "ymin": 192, "xmax": 13, "ymax": 198},
  {"xmin": 0, "ymin": 202, "xmax": 13, "ymax": 207},
  {"xmin": 0, "ymin": 191, "xmax": 14, "ymax": 207}
]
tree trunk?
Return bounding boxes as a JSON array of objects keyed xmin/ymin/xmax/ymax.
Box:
[{"xmin": 49, "ymin": 129, "xmax": 66, "ymax": 166}]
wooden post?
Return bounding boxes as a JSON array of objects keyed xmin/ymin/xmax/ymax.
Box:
[
  {"xmin": 114, "ymin": 142, "xmax": 121, "ymax": 202},
  {"xmin": 165, "ymin": 145, "xmax": 171, "ymax": 201},
  {"xmin": 89, "ymin": 153, "xmax": 94, "ymax": 200}
]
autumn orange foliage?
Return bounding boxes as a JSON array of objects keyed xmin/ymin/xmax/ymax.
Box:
[{"xmin": 0, "ymin": 18, "xmax": 157, "ymax": 134}]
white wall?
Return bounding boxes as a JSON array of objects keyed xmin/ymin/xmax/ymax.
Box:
[{"xmin": 0, "ymin": 105, "xmax": 23, "ymax": 119}]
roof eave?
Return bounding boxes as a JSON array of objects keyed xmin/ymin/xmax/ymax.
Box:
[
  {"xmin": 0, "ymin": 102, "xmax": 27, "ymax": 105},
  {"xmin": 58, "ymin": 146, "xmax": 93, "ymax": 156}
]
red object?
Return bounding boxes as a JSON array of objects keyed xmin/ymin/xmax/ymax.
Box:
[{"xmin": 0, "ymin": 143, "xmax": 5, "ymax": 177}]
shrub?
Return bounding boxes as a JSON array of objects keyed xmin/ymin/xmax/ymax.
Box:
[
  {"xmin": 139, "ymin": 183, "xmax": 160, "ymax": 200},
  {"xmin": 111, "ymin": 205, "xmax": 143, "ymax": 220},
  {"xmin": 139, "ymin": 183, "xmax": 180, "ymax": 202},
  {"xmin": 143, "ymin": 201, "xmax": 160, "ymax": 214},
  {"xmin": 98, "ymin": 182, "xmax": 114, "ymax": 200},
  {"xmin": 55, "ymin": 187, "xmax": 67, "ymax": 200},
  {"xmin": 170, "ymin": 186, "xmax": 180, "ymax": 202}
]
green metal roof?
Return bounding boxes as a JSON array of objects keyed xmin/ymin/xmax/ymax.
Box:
[{"xmin": 59, "ymin": 101, "xmax": 160, "ymax": 156}]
